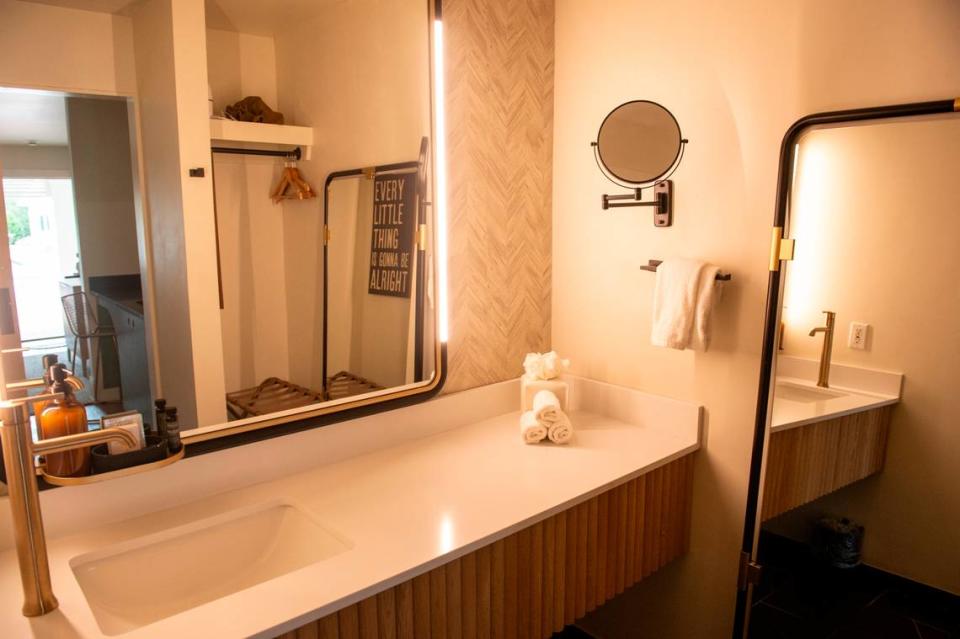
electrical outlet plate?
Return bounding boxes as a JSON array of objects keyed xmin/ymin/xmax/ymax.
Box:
[{"xmin": 849, "ymin": 322, "xmax": 869, "ymax": 350}]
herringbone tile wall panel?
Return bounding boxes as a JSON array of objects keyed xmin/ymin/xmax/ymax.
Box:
[{"xmin": 443, "ymin": 0, "xmax": 555, "ymax": 393}]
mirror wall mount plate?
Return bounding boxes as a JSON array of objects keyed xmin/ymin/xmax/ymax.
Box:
[
  {"xmin": 731, "ymin": 96, "xmax": 960, "ymax": 639},
  {"xmin": 591, "ymin": 99, "xmax": 688, "ymax": 226}
]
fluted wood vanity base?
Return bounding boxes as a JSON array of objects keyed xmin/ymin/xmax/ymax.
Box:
[
  {"xmin": 277, "ymin": 453, "xmax": 694, "ymax": 639},
  {"xmin": 761, "ymin": 406, "xmax": 891, "ymax": 521}
]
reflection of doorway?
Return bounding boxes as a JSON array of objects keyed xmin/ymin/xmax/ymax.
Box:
[
  {"xmin": 3, "ymin": 178, "xmax": 78, "ymax": 370},
  {"xmin": 6, "ymin": 179, "xmax": 79, "ymax": 337}
]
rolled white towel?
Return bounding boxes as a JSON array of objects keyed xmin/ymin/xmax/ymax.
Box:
[
  {"xmin": 533, "ymin": 390, "xmax": 562, "ymax": 426},
  {"xmin": 547, "ymin": 409, "xmax": 574, "ymax": 445},
  {"xmin": 520, "ymin": 410, "xmax": 547, "ymax": 444}
]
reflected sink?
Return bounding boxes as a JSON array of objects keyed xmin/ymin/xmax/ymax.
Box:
[
  {"xmin": 775, "ymin": 381, "xmax": 847, "ymax": 403},
  {"xmin": 71, "ymin": 500, "xmax": 351, "ymax": 635}
]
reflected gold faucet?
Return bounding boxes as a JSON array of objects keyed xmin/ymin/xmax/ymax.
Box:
[
  {"xmin": 0, "ymin": 372, "xmax": 138, "ymax": 617},
  {"xmin": 808, "ymin": 311, "xmax": 836, "ymax": 388}
]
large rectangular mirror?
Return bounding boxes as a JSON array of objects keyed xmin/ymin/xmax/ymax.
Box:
[{"xmin": 0, "ymin": 0, "xmax": 444, "ymax": 462}]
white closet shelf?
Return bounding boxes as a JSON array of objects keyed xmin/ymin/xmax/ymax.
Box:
[{"xmin": 209, "ymin": 119, "xmax": 314, "ymax": 156}]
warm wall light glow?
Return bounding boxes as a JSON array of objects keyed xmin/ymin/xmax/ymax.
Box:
[
  {"xmin": 784, "ymin": 140, "xmax": 831, "ymax": 329},
  {"xmin": 439, "ymin": 514, "xmax": 455, "ymax": 553},
  {"xmin": 433, "ymin": 19, "xmax": 450, "ymax": 343}
]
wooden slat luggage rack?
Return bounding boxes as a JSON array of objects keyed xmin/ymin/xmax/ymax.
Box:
[{"xmin": 226, "ymin": 372, "xmax": 384, "ymax": 419}]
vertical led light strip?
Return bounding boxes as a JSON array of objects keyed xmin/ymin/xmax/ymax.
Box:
[{"xmin": 433, "ymin": 18, "xmax": 450, "ymax": 343}]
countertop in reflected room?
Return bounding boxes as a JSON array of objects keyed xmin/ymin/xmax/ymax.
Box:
[
  {"xmin": 0, "ymin": 376, "xmax": 701, "ymax": 639},
  {"xmin": 88, "ymin": 274, "xmax": 144, "ymax": 318},
  {"xmin": 770, "ymin": 356, "xmax": 903, "ymax": 433}
]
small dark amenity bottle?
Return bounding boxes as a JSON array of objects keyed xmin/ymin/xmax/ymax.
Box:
[
  {"xmin": 165, "ymin": 406, "xmax": 181, "ymax": 454},
  {"xmin": 154, "ymin": 398, "xmax": 167, "ymax": 439}
]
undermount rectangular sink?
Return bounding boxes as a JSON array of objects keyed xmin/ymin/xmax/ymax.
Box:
[
  {"xmin": 775, "ymin": 381, "xmax": 848, "ymax": 403},
  {"xmin": 71, "ymin": 499, "xmax": 351, "ymax": 635}
]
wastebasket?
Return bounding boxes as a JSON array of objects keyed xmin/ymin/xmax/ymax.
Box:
[{"xmin": 814, "ymin": 517, "xmax": 864, "ymax": 569}]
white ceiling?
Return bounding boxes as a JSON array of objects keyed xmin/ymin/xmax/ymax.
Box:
[{"xmin": 0, "ymin": 91, "xmax": 68, "ymax": 146}]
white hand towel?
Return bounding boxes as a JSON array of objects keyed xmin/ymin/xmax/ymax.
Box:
[
  {"xmin": 651, "ymin": 259, "xmax": 721, "ymax": 351},
  {"xmin": 520, "ymin": 410, "xmax": 547, "ymax": 444},
  {"xmin": 533, "ymin": 390, "xmax": 562, "ymax": 426},
  {"xmin": 547, "ymin": 409, "xmax": 574, "ymax": 445}
]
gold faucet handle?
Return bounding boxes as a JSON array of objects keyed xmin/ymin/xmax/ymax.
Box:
[
  {"xmin": 6, "ymin": 378, "xmax": 47, "ymax": 392},
  {"xmin": 0, "ymin": 393, "xmax": 65, "ymax": 409}
]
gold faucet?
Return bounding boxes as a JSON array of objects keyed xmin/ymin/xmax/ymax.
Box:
[
  {"xmin": 808, "ymin": 311, "xmax": 836, "ymax": 388},
  {"xmin": 0, "ymin": 373, "xmax": 138, "ymax": 617}
]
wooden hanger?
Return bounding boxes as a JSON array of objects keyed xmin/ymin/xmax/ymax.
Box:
[{"xmin": 271, "ymin": 160, "xmax": 316, "ymax": 203}]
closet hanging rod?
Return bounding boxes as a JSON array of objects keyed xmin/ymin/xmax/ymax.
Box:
[
  {"xmin": 640, "ymin": 259, "xmax": 732, "ymax": 281},
  {"xmin": 211, "ymin": 146, "xmax": 302, "ymax": 160}
]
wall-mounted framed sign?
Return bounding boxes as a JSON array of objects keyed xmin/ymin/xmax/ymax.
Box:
[{"xmin": 368, "ymin": 172, "xmax": 417, "ymax": 298}]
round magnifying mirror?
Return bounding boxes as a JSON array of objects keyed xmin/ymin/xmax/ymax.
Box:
[{"xmin": 596, "ymin": 100, "xmax": 682, "ymax": 185}]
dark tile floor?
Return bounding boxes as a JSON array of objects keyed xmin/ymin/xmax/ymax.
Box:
[{"xmin": 750, "ymin": 531, "xmax": 960, "ymax": 639}]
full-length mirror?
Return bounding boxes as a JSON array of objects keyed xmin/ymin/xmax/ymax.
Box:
[
  {"xmin": 0, "ymin": 0, "xmax": 443, "ymax": 469},
  {"xmin": 744, "ymin": 113, "xmax": 960, "ymax": 636}
]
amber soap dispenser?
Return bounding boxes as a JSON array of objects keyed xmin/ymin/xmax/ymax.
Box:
[{"xmin": 39, "ymin": 365, "xmax": 90, "ymax": 477}]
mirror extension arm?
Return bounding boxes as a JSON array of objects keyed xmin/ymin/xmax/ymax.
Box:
[{"xmin": 600, "ymin": 180, "xmax": 673, "ymax": 224}]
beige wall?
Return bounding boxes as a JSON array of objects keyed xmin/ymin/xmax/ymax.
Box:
[
  {"xmin": 767, "ymin": 117, "xmax": 960, "ymax": 595},
  {"xmin": 213, "ymin": 154, "xmax": 291, "ymax": 392},
  {"xmin": 0, "ymin": 0, "xmax": 136, "ymax": 97},
  {"xmin": 551, "ymin": 1, "xmax": 960, "ymax": 637},
  {"xmin": 326, "ymin": 178, "xmax": 360, "ymax": 376},
  {"xmin": 65, "ymin": 96, "xmax": 140, "ymax": 286},
  {"xmin": 206, "ymin": 28, "xmax": 277, "ymax": 115}
]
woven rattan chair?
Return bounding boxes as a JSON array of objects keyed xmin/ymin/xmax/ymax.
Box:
[{"xmin": 60, "ymin": 292, "xmax": 122, "ymax": 404}]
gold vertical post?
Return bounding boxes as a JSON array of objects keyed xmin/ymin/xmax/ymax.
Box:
[
  {"xmin": 0, "ymin": 403, "xmax": 59, "ymax": 616},
  {"xmin": 809, "ymin": 311, "xmax": 836, "ymax": 388}
]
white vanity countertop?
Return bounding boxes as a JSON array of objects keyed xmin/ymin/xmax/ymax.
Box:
[
  {"xmin": 771, "ymin": 357, "xmax": 903, "ymax": 432},
  {"xmin": 0, "ymin": 377, "xmax": 701, "ymax": 638}
]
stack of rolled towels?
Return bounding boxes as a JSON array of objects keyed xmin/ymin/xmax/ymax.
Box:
[{"xmin": 521, "ymin": 389, "xmax": 574, "ymax": 445}]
